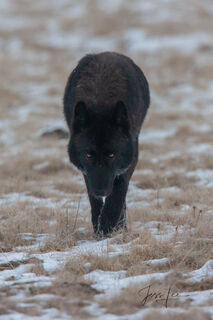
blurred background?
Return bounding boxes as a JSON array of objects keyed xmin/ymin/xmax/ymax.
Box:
[
  {"xmin": 0, "ymin": 1, "xmax": 213, "ymax": 318},
  {"xmin": 0, "ymin": 0, "xmax": 213, "ymax": 147}
]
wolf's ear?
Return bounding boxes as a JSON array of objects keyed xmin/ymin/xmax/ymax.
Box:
[
  {"xmin": 113, "ymin": 101, "xmax": 129, "ymax": 132},
  {"xmin": 73, "ymin": 101, "xmax": 88, "ymax": 133}
]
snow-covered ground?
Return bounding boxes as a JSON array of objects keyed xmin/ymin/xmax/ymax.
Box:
[{"xmin": 0, "ymin": 0, "xmax": 213, "ymax": 319}]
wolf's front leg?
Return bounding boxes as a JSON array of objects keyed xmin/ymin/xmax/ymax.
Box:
[
  {"xmin": 98, "ymin": 175, "xmax": 128, "ymax": 236},
  {"xmin": 90, "ymin": 195, "xmax": 104, "ymax": 233},
  {"xmin": 84, "ymin": 175, "xmax": 103, "ymax": 233}
]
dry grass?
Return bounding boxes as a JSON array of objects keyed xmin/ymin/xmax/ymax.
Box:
[
  {"xmin": 142, "ymin": 311, "xmax": 212, "ymax": 320},
  {"xmin": 0, "ymin": 0, "xmax": 213, "ymax": 318}
]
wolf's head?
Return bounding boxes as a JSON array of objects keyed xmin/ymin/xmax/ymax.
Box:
[{"xmin": 68, "ymin": 101, "xmax": 134, "ymax": 198}]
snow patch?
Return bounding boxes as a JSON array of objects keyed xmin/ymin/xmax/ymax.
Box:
[
  {"xmin": 186, "ymin": 169, "xmax": 213, "ymax": 188},
  {"xmin": 85, "ymin": 269, "xmax": 170, "ymax": 298},
  {"xmin": 33, "ymin": 161, "xmax": 50, "ymax": 171},
  {"xmin": 189, "ymin": 143, "xmax": 213, "ymax": 154},
  {"xmin": 146, "ymin": 257, "xmax": 169, "ymax": 267},
  {"xmin": 186, "ymin": 260, "xmax": 213, "ymax": 283},
  {"xmin": 140, "ymin": 128, "xmax": 176, "ymax": 142},
  {"xmin": 124, "ymin": 31, "xmax": 213, "ymax": 54}
]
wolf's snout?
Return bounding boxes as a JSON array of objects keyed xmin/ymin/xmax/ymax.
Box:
[{"xmin": 94, "ymin": 189, "xmax": 107, "ymax": 197}]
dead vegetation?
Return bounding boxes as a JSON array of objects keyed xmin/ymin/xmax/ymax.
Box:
[{"xmin": 0, "ymin": 0, "xmax": 213, "ymax": 318}]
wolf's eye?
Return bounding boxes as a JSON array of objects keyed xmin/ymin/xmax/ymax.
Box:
[
  {"xmin": 108, "ymin": 153, "xmax": 115, "ymax": 158},
  {"xmin": 86, "ymin": 153, "xmax": 93, "ymax": 159}
]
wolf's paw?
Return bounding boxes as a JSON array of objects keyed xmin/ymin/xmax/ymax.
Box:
[{"xmin": 97, "ymin": 215, "xmax": 127, "ymax": 237}]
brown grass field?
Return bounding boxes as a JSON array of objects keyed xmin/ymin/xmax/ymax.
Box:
[{"xmin": 0, "ymin": 0, "xmax": 213, "ymax": 319}]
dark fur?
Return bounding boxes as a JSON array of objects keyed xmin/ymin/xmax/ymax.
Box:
[{"xmin": 63, "ymin": 52, "xmax": 150, "ymax": 236}]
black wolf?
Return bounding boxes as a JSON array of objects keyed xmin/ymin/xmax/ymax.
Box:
[{"xmin": 63, "ymin": 52, "xmax": 150, "ymax": 236}]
